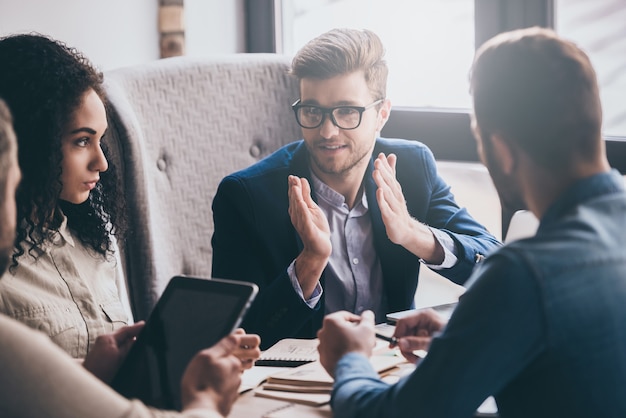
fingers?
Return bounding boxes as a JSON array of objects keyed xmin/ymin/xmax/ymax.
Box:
[
  {"xmin": 387, "ymin": 153, "xmax": 397, "ymax": 173},
  {"xmin": 323, "ymin": 310, "xmax": 373, "ymax": 326},
  {"xmin": 373, "ymin": 154, "xmax": 408, "ymax": 237},
  {"xmin": 392, "ymin": 310, "xmax": 445, "ymax": 363},
  {"xmin": 333, "ymin": 310, "xmax": 363, "ymax": 324},
  {"xmin": 288, "ymin": 176, "xmax": 309, "ymax": 226},
  {"xmin": 300, "ymin": 177, "xmax": 315, "ymax": 207},
  {"xmin": 359, "ymin": 310, "xmax": 375, "ymax": 327},
  {"xmin": 112, "ymin": 321, "xmax": 145, "ymax": 345},
  {"xmin": 287, "ymin": 175, "xmax": 331, "ymax": 261},
  {"xmin": 181, "ymin": 343, "xmax": 242, "ymax": 416},
  {"xmin": 317, "ymin": 310, "xmax": 376, "ymax": 376},
  {"xmin": 399, "ymin": 346, "xmax": 429, "ymax": 364},
  {"xmin": 288, "ymin": 175, "xmax": 300, "ymax": 199},
  {"xmin": 289, "ymin": 176, "xmax": 315, "ymax": 211},
  {"xmin": 232, "ymin": 333, "xmax": 261, "ymax": 370},
  {"xmin": 395, "ymin": 309, "xmax": 445, "ymax": 337},
  {"xmin": 373, "ymin": 153, "xmax": 395, "ymax": 181},
  {"xmin": 397, "ymin": 336, "xmax": 431, "ymax": 353},
  {"xmin": 211, "ymin": 334, "xmax": 238, "ymax": 358},
  {"xmin": 288, "ymin": 176, "xmax": 301, "ymax": 215},
  {"xmin": 374, "ymin": 153, "xmax": 403, "ymax": 201},
  {"xmin": 233, "ymin": 332, "xmax": 260, "ymax": 350}
]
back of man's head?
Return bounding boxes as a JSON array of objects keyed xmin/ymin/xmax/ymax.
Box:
[
  {"xmin": 470, "ymin": 27, "xmax": 603, "ymax": 171},
  {"xmin": 290, "ymin": 28, "xmax": 388, "ymax": 101}
]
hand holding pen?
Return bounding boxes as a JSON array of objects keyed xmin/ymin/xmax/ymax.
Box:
[{"xmin": 383, "ymin": 308, "xmax": 446, "ymax": 364}]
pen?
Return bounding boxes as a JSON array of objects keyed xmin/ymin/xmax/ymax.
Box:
[
  {"xmin": 375, "ymin": 333, "xmax": 429, "ymax": 359},
  {"xmin": 375, "ymin": 333, "xmax": 398, "ymax": 347}
]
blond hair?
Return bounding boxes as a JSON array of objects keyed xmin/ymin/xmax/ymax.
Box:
[{"xmin": 290, "ymin": 28, "xmax": 388, "ymax": 100}]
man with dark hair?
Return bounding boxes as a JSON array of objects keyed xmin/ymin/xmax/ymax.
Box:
[
  {"xmin": 316, "ymin": 27, "xmax": 626, "ymax": 417},
  {"xmin": 0, "ymin": 98, "xmax": 258, "ymax": 418},
  {"xmin": 212, "ymin": 28, "xmax": 500, "ymax": 348}
]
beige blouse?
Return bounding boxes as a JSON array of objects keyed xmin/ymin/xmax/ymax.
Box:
[{"xmin": 0, "ymin": 216, "xmax": 131, "ymax": 358}]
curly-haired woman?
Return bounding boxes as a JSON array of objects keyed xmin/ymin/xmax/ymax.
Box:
[{"xmin": 0, "ymin": 33, "xmax": 132, "ymax": 358}]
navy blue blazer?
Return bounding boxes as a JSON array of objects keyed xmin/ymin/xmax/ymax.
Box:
[{"xmin": 211, "ymin": 138, "xmax": 500, "ymax": 348}]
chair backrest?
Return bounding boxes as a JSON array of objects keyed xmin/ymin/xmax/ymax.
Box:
[
  {"xmin": 435, "ymin": 160, "xmax": 502, "ymax": 240},
  {"xmin": 104, "ymin": 54, "xmax": 301, "ymax": 319},
  {"xmin": 414, "ymin": 160, "xmax": 501, "ymax": 309},
  {"xmin": 504, "ymin": 210, "xmax": 540, "ymax": 243}
]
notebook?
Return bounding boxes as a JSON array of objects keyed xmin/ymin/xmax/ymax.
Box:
[
  {"xmin": 255, "ymin": 338, "xmax": 320, "ymax": 367},
  {"xmin": 111, "ymin": 275, "xmax": 258, "ymax": 411},
  {"xmin": 265, "ymin": 354, "xmax": 405, "ymax": 387},
  {"xmin": 254, "ymin": 354, "xmax": 406, "ymax": 406}
]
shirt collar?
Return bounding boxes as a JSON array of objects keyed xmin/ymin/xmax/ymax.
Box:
[
  {"xmin": 37, "ymin": 212, "xmax": 75, "ymax": 251},
  {"xmin": 310, "ymin": 171, "xmax": 369, "ymax": 213},
  {"xmin": 541, "ymin": 169, "xmax": 625, "ymax": 226},
  {"xmin": 56, "ymin": 213, "xmax": 75, "ymax": 247}
]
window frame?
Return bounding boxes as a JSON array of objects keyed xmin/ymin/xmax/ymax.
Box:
[{"xmin": 245, "ymin": 0, "xmax": 626, "ymax": 232}]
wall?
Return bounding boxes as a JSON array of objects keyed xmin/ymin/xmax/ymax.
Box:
[{"xmin": 0, "ymin": 0, "xmax": 244, "ymax": 71}]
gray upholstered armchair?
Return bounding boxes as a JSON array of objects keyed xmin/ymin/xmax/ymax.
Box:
[{"xmin": 103, "ymin": 54, "xmax": 301, "ymax": 320}]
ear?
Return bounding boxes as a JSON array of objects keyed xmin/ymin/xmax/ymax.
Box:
[
  {"xmin": 491, "ymin": 133, "xmax": 515, "ymax": 175},
  {"xmin": 375, "ymin": 98, "xmax": 392, "ymax": 132}
]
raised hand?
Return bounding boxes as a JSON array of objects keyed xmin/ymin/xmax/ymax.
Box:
[
  {"xmin": 373, "ymin": 152, "xmax": 414, "ymax": 246},
  {"xmin": 288, "ymin": 175, "xmax": 332, "ymax": 297},
  {"xmin": 373, "ymin": 153, "xmax": 444, "ymax": 264}
]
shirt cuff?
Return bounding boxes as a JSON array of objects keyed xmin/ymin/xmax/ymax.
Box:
[
  {"xmin": 287, "ymin": 260, "xmax": 323, "ymax": 308},
  {"xmin": 421, "ymin": 227, "xmax": 458, "ymax": 269},
  {"xmin": 334, "ymin": 352, "xmax": 379, "ymax": 383}
]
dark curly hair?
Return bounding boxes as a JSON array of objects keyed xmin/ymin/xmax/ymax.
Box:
[{"xmin": 0, "ymin": 33, "xmax": 126, "ymax": 269}]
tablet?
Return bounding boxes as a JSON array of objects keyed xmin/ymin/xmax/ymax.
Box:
[{"xmin": 111, "ymin": 275, "xmax": 258, "ymax": 410}]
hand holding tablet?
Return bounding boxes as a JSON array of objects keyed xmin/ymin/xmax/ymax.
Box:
[{"xmin": 111, "ymin": 276, "xmax": 258, "ymax": 410}]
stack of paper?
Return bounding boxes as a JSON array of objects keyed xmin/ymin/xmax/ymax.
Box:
[
  {"xmin": 254, "ymin": 353, "xmax": 406, "ymax": 406},
  {"xmin": 255, "ymin": 338, "xmax": 320, "ymax": 367}
]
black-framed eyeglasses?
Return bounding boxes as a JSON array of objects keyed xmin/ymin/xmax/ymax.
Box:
[{"xmin": 291, "ymin": 99, "xmax": 384, "ymax": 130}]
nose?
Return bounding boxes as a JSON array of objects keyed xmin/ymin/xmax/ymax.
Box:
[
  {"xmin": 89, "ymin": 144, "xmax": 108, "ymax": 173},
  {"xmin": 318, "ymin": 113, "xmax": 339, "ymax": 139}
]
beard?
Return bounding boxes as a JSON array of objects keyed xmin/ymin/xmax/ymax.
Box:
[
  {"xmin": 306, "ymin": 139, "xmax": 374, "ymax": 177},
  {"xmin": 481, "ymin": 136, "xmax": 526, "ymax": 214}
]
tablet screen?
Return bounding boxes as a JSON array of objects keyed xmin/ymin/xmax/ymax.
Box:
[{"xmin": 111, "ymin": 276, "xmax": 258, "ymax": 410}]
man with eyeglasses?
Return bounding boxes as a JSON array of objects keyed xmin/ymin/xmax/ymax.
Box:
[{"xmin": 211, "ymin": 28, "xmax": 500, "ymax": 349}]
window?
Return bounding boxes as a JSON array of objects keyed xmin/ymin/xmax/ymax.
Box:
[
  {"xmin": 555, "ymin": 0, "xmax": 626, "ymax": 138},
  {"xmin": 248, "ymin": 0, "xmax": 625, "ymax": 171},
  {"xmin": 278, "ymin": 0, "xmax": 475, "ymax": 110}
]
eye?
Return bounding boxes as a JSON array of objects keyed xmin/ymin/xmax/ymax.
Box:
[
  {"xmin": 335, "ymin": 107, "xmax": 359, "ymax": 117},
  {"xmin": 74, "ymin": 138, "xmax": 89, "ymax": 147}
]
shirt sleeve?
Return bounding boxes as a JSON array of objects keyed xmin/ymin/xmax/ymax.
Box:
[
  {"xmin": 330, "ymin": 249, "xmax": 546, "ymax": 418},
  {"xmin": 287, "ymin": 260, "xmax": 323, "ymax": 308},
  {"xmin": 420, "ymin": 227, "xmax": 458, "ymax": 269},
  {"xmin": 0, "ymin": 314, "xmax": 224, "ymax": 418}
]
